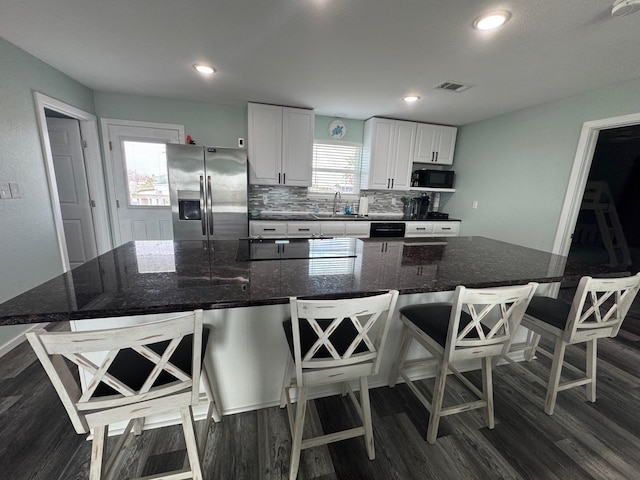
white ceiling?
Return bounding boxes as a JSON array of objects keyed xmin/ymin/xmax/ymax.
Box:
[{"xmin": 2, "ymin": 0, "xmax": 640, "ymax": 125}]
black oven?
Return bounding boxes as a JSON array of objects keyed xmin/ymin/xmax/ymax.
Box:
[{"xmin": 411, "ymin": 169, "xmax": 454, "ymax": 189}]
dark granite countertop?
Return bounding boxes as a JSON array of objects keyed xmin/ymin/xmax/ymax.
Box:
[
  {"xmin": 0, "ymin": 236, "xmax": 568, "ymax": 326},
  {"xmin": 250, "ymin": 213, "xmax": 461, "ymax": 222}
]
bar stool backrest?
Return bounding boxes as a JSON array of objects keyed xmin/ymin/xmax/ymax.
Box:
[
  {"xmin": 445, "ymin": 283, "xmax": 538, "ymax": 362},
  {"xmin": 290, "ymin": 290, "xmax": 399, "ymax": 386},
  {"xmin": 565, "ymin": 274, "xmax": 640, "ymax": 344},
  {"xmin": 26, "ymin": 310, "xmax": 203, "ymax": 435}
]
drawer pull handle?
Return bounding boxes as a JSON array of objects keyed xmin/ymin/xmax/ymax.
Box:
[
  {"xmin": 299, "ymin": 228, "xmax": 310, "ymax": 231},
  {"xmin": 417, "ymin": 227, "xmax": 426, "ymax": 231},
  {"xmin": 264, "ymin": 228, "xmax": 276, "ymax": 231},
  {"xmin": 442, "ymin": 227, "xmax": 451, "ymax": 230}
]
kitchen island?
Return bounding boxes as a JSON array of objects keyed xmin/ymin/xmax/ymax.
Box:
[{"xmin": 0, "ymin": 236, "xmax": 568, "ymax": 420}]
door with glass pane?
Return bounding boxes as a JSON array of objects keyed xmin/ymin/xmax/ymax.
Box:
[{"xmin": 103, "ymin": 121, "xmax": 184, "ymax": 245}]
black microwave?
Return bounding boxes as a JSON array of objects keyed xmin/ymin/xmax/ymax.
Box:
[{"xmin": 411, "ymin": 169, "xmax": 454, "ymax": 189}]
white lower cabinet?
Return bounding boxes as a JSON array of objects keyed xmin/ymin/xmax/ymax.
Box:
[
  {"xmin": 250, "ymin": 220, "xmax": 458, "ymax": 238},
  {"xmin": 345, "ymin": 222, "xmax": 371, "ymax": 238},
  {"xmin": 433, "ymin": 222, "xmax": 459, "ymax": 236},
  {"xmin": 250, "ymin": 221, "xmax": 287, "ymax": 237},
  {"xmin": 287, "ymin": 222, "xmax": 321, "ymax": 237},
  {"xmin": 250, "ymin": 220, "xmax": 371, "ymax": 238},
  {"xmin": 405, "ymin": 221, "xmax": 460, "ymax": 237}
]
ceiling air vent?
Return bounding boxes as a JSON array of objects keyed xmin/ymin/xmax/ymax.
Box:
[{"xmin": 434, "ymin": 81, "xmax": 475, "ymax": 93}]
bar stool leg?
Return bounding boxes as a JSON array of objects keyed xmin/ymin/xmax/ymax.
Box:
[
  {"xmin": 389, "ymin": 327, "xmax": 412, "ymax": 388},
  {"xmin": 426, "ymin": 360, "xmax": 448, "ymax": 444},
  {"xmin": 360, "ymin": 376, "xmax": 375, "ymax": 460},
  {"xmin": 90, "ymin": 425, "xmax": 107, "ymax": 480},
  {"xmin": 586, "ymin": 338, "xmax": 598, "ymax": 402},
  {"xmin": 545, "ymin": 338, "xmax": 566, "ymax": 415},
  {"xmin": 482, "ymin": 357, "xmax": 495, "ymax": 429},
  {"xmin": 289, "ymin": 386, "xmax": 308, "ymax": 480}
]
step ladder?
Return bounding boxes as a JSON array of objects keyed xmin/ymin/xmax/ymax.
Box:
[{"xmin": 579, "ymin": 181, "xmax": 631, "ymax": 267}]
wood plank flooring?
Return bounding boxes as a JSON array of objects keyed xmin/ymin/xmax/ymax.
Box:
[{"xmin": 2, "ymin": 289, "xmax": 640, "ymax": 479}]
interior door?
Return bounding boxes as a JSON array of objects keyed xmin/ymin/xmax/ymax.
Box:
[
  {"xmin": 47, "ymin": 117, "xmax": 98, "ymax": 269},
  {"xmin": 105, "ymin": 122, "xmax": 182, "ymax": 245}
]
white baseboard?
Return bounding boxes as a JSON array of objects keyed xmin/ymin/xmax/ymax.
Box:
[{"xmin": 0, "ymin": 324, "xmax": 41, "ymax": 358}]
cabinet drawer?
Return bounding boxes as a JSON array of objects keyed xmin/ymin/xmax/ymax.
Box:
[
  {"xmin": 287, "ymin": 222, "xmax": 321, "ymax": 237},
  {"xmin": 405, "ymin": 223, "xmax": 434, "ymax": 237},
  {"xmin": 250, "ymin": 221, "xmax": 287, "ymax": 237},
  {"xmin": 433, "ymin": 222, "xmax": 459, "ymax": 236}
]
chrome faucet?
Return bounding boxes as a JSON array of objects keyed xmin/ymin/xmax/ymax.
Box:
[{"xmin": 333, "ymin": 191, "xmax": 342, "ymax": 214}]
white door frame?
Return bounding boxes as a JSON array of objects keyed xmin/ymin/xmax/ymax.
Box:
[
  {"xmin": 100, "ymin": 118, "xmax": 185, "ymax": 246},
  {"xmin": 34, "ymin": 92, "xmax": 113, "ymax": 272},
  {"xmin": 553, "ymin": 112, "xmax": 640, "ymax": 257}
]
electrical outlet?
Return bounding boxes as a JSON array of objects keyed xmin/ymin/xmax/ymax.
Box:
[
  {"xmin": 0, "ymin": 182, "xmax": 11, "ymax": 199},
  {"xmin": 238, "ymin": 137, "xmax": 245, "ymax": 148},
  {"xmin": 472, "ymin": 200, "xmax": 478, "ymax": 209},
  {"xmin": 9, "ymin": 183, "xmax": 21, "ymax": 198}
]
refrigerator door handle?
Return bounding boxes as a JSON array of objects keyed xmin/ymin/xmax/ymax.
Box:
[
  {"xmin": 207, "ymin": 175, "xmax": 214, "ymax": 235},
  {"xmin": 199, "ymin": 175, "xmax": 206, "ymax": 236}
]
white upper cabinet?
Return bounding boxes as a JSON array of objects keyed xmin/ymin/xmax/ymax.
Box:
[
  {"xmin": 361, "ymin": 118, "xmax": 416, "ymax": 190},
  {"xmin": 413, "ymin": 123, "xmax": 457, "ymax": 165},
  {"xmin": 248, "ymin": 102, "xmax": 314, "ymax": 186}
]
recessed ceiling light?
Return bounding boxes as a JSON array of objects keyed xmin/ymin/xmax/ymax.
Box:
[
  {"xmin": 473, "ymin": 11, "xmax": 511, "ymax": 30},
  {"xmin": 193, "ymin": 64, "xmax": 215, "ymax": 74},
  {"xmin": 402, "ymin": 95, "xmax": 420, "ymax": 103}
]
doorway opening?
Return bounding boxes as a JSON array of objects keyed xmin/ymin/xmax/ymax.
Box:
[{"xmin": 34, "ymin": 92, "xmax": 112, "ymax": 271}]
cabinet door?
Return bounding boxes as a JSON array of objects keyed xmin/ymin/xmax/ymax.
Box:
[
  {"xmin": 391, "ymin": 121, "xmax": 416, "ymax": 190},
  {"xmin": 248, "ymin": 103, "xmax": 282, "ymax": 185},
  {"xmin": 414, "ymin": 123, "xmax": 457, "ymax": 165},
  {"xmin": 282, "ymin": 108, "xmax": 314, "ymax": 186},
  {"xmin": 413, "ymin": 123, "xmax": 438, "ymax": 163},
  {"xmin": 365, "ymin": 118, "xmax": 395, "ymax": 189},
  {"xmin": 320, "ymin": 221, "xmax": 346, "ymax": 237},
  {"xmin": 433, "ymin": 126, "xmax": 457, "ymax": 165},
  {"xmin": 345, "ymin": 222, "xmax": 370, "ymax": 238}
]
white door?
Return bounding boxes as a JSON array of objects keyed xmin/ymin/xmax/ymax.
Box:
[
  {"xmin": 47, "ymin": 117, "xmax": 98, "ymax": 269},
  {"xmin": 104, "ymin": 121, "xmax": 183, "ymax": 245}
]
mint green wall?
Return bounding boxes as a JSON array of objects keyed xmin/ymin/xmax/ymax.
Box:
[
  {"xmin": 447, "ymin": 76, "xmax": 640, "ymax": 251},
  {"xmin": 314, "ymin": 115, "xmax": 364, "ymax": 143},
  {"xmin": 93, "ymin": 92, "xmax": 247, "ymax": 148},
  {"xmin": 0, "ymin": 37, "xmax": 95, "ymax": 343}
]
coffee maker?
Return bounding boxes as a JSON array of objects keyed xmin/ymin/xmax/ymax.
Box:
[
  {"xmin": 413, "ymin": 193, "xmax": 430, "ymax": 219},
  {"xmin": 402, "ymin": 193, "xmax": 431, "ymax": 219}
]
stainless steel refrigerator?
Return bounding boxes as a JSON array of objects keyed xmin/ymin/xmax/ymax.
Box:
[{"xmin": 167, "ymin": 144, "xmax": 248, "ymax": 241}]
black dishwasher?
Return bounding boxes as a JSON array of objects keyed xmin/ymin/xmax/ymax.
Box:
[{"xmin": 369, "ymin": 222, "xmax": 406, "ymax": 237}]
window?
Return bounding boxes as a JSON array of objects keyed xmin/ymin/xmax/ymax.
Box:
[
  {"xmin": 309, "ymin": 141, "xmax": 362, "ymax": 195},
  {"xmin": 123, "ymin": 141, "xmax": 170, "ymax": 206}
]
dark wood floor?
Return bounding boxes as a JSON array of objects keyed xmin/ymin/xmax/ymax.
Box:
[{"xmin": 2, "ymin": 288, "xmax": 640, "ymax": 480}]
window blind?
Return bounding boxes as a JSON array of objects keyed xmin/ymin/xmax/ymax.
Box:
[{"xmin": 310, "ymin": 142, "xmax": 362, "ymax": 195}]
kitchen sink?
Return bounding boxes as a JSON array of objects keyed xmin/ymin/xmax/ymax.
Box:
[{"xmin": 309, "ymin": 213, "xmax": 360, "ymax": 220}]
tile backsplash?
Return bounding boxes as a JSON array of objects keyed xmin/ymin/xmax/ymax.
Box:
[{"xmin": 248, "ymin": 185, "xmax": 443, "ymax": 215}]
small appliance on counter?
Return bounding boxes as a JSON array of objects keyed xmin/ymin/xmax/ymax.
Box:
[{"xmin": 402, "ymin": 193, "xmax": 431, "ymax": 220}]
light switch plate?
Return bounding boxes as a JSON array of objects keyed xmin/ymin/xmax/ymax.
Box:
[
  {"xmin": 9, "ymin": 183, "xmax": 21, "ymax": 198},
  {"xmin": 0, "ymin": 182, "xmax": 11, "ymax": 199}
]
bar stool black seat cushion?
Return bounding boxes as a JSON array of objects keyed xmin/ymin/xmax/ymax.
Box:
[
  {"xmin": 93, "ymin": 327, "xmax": 210, "ymax": 397},
  {"xmin": 400, "ymin": 303, "xmax": 486, "ymax": 348},
  {"xmin": 525, "ymin": 296, "xmax": 571, "ymax": 330},
  {"xmin": 283, "ymin": 318, "xmax": 369, "ymax": 359}
]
